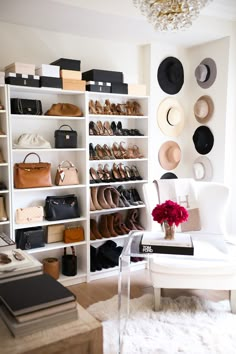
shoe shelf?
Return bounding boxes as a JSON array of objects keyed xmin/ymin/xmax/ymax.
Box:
[
  {"xmin": 89, "ymin": 180, "xmax": 148, "ymax": 187},
  {"xmin": 11, "ymin": 114, "xmax": 86, "ymax": 120},
  {"xmin": 89, "ymin": 158, "xmax": 148, "ymax": 163},
  {"xmin": 90, "ymin": 233, "xmax": 130, "ymax": 244},
  {"xmin": 90, "ymin": 204, "xmax": 146, "ymax": 215},
  {"xmin": 88, "ymin": 114, "xmax": 148, "ymax": 119}
]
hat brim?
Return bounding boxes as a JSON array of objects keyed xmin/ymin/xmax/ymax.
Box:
[
  {"xmin": 157, "ymin": 56, "xmax": 184, "ymax": 95},
  {"xmin": 158, "ymin": 141, "xmax": 181, "ymax": 170},
  {"xmin": 192, "ymin": 126, "xmax": 214, "ymax": 155},
  {"xmin": 193, "ymin": 156, "xmax": 213, "ymax": 181},
  {"xmin": 157, "ymin": 98, "xmax": 185, "ymax": 137},
  {"xmin": 196, "ymin": 58, "xmax": 217, "ymax": 89},
  {"xmin": 194, "ymin": 95, "xmax": 214, "ymax": 124}
]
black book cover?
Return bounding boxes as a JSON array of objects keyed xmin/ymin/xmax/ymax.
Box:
[{"xmin": 0, "ymin": 274, "xmax": 76, "ymax": 316}]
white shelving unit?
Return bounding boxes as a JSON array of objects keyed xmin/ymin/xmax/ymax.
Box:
[{"xmin": 5, "ymin": 85, "xmax": 149, "ymax": 285}]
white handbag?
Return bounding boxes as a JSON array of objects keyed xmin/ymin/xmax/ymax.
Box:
[
  {"xmin": 13, "ymin": 133, "xmax": 51, "ymax": 149},
  {"xmin": 55, "ymin": 160, "xmax": 80, "ymax": 186},
  {"xmin": 15, "ymin": 206, "xmax": 44, "ymax": 224}
]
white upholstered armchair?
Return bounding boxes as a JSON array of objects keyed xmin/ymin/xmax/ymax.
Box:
[{"xmin": 142, "ymin": 179, "xmax": 236, "ymax": 313}]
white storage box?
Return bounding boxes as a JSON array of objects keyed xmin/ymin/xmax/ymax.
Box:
[
  {"xmin": 5, "ymin": 62, "xmax": 35, "ymax": 76},
  {"xmin": 0, "ymin": 72, "xmax": 5, "ymax": 86},
  {"xmin": 36, "ymin": 64, "xmax": 60, "ymax": 78},
  {"xmin": 128, "ymin": 84, "xmax": 147, "ymax": 96}
]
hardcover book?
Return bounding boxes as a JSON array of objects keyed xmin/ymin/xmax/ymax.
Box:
[
  {"xmin": 139, "ymin": 232, "xmax": 194, "ymax": 256},
  {"xmin": 0, "ymin": 273, "xmax": 76, "ymax": 316}
]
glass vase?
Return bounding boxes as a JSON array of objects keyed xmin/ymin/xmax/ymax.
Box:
[{"xmin": 163, "ymin": 221, "xmax": 175, "ymax": 240}]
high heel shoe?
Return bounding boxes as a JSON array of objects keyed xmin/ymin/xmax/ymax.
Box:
[
  {"xmin": 104, "ymin": 164, "xmax": 115, "ymax": 182},
  {"xmin": 89, "ymin": 121, "xmax": 99, "ymax": 135},
  {"xmin": 104, "ymin": 99, "xmax": 112, "ymax": 115},
  {"xmin": 112, "ymin": 163, "xmax": 123, "ymax": 181},
  {"xmin": 95, "ymin": 144, "xmax": 109, "ymax": 160},
  {"xmin": 125, "ymin": 101, "xmax": 134, "ymax": 116},
  {"xmin": 111, "ymin": 103, "xmax": 118, "ymax": 115},
  {"xmin": 89, "ymin": 100, "xmax": 97, "ymax": 114},
  {"xmin": 127, "ymin": 144, "xmax": 144, "ymax": 159},
  {"xmin": 90, "ymin": 167, "xmax": 102, "ymax": 183},
  {"xmin": 118, "ymin": 163, "xmax": 129, "ymax": 181},
  {"xmin": 103, "ymin": 144, "xmax": 115, "ymax": 159},
  {"xmin": 130, "ymin": 188, "xmax": 144, "ymax": 205},
  {"xmin": 95, "ymin": 100, "xmax": 104, "ymax": 114},
  {"xmin": 124, "ymin": 166, "xmax": 136, "ymax": 181},
  {"xmin": 103, "ymin": 121, "xmax": 113, "ymax": 136},
  {"xmin": 112, "ymin": 142, "xmax": 123, "ymax": 159},
  {"xmin": 96, "ymin": 121, "xmax": 105, "ymax": 135},
  {"xmin": 130, "ymin": 165, "xmax": 143, "ymax": 180},
  {"xmin": 133, "ymin": 101, "xmax": 143, "ymax": 116},
  {"xmin": 97, "ymin": 164, "xmax": 108, "ymax": 182},
  {"xmin": 119, "ymin": 142, "xmax": 129, "ymax": 159},
  {"xmin": 89, "ymin": 143, "xmax": 99, "ymax": 160}
]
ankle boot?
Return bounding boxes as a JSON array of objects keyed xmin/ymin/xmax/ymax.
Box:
[
  {"xmin": 90, "ymin": 246, "xmax": 102, "ymax": 272},
  {"xmin": 97, "ymin": 186, "xmax": 111, "ymax": 209},
  {"xmin": 98, "ymin": 215, "xmax": 111, "ymax": 238},
  {"xmin": 126, "ymin": 209, "xmax": 144, "ymax": 230},
  {"xmin": 90, "ymin": 191, "xmax": 96, "ymax": 211},
  {"xmin": 0, "ymin": 196, "xmax": 7, "ymax": 221},
  {"xmin": 0, "ymin": 150, "xmax": 5, "ymax": 163},
  {"xmin": 113, "ymin": 212, "xmax": 127, "ymax": 235},
  {"xmin": 91, "ymin": 187, "xmax": 102, "ymax": 210},
  {"xmin": 104, "ymin": 188, "xmax": 116, "ymax": 208},
  {"xmin": 90, "ymin": 219, "xmax": 103, "ymax": 239},
  {"xmin": 90, "ymin": 229, "xmax": 96, "ymax": 240},
  {"xmin": 106, "ymin": 214, "xmax": 119, "ymax": 237}
]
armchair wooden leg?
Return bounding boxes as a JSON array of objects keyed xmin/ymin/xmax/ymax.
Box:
[
  {"xmin": 153, "ymin": 287, "xmax": 161, "ymax": 311},
  {"xmin": 230, "ymin": 290, "xmax": 236, "ymax": 314}
]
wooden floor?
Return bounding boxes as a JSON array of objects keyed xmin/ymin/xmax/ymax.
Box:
[{"xmin": 69, "ymin": 269, "xmax": 229, "ymax": 309}]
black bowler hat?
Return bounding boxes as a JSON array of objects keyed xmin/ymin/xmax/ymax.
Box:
[
  {"xmin": 192, "ymin": 126, "xmax": 214, "ymax": 155},
  {"xmin": 160, "ymin": 172, "xmax": 178, "ymax": 179},
  {"xmin": 157, "ymin": 56, "xmax": 184, "ymax": 95}
]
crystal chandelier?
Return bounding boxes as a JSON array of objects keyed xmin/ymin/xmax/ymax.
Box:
[{"xmin": 133, "ymin": 0, "xmax": 213, "ymax": 32}]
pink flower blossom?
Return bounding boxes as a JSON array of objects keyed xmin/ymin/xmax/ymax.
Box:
[{"xmin": 152, "ymin": 200, "xmax": 188, "ymax": 227}]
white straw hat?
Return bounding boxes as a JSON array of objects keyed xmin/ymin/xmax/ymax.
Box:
[{"xmin": 157, "ymin": 97, "xmax": 185, "ymax": 137}]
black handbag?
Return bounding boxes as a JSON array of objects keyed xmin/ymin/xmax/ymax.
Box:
[
  {"xmin": 16, "ymin": 227, "xmax": 45, "ymax": 250},
  {"xmin": 11, "ymin": 98, "xmax": 43, "ymax": 115},
  {"xmin": 54, "ymin": 125, "xmax": 77, "ymax": 148},
  {"xmin": 62, "ymin": 246, "xmax": 77, "ymax": 276},
  {"xmin": 44, "ymin": 194, "xmax": 80, "ymax": 221}
]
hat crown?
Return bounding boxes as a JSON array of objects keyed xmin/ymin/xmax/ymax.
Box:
[
  {"xmin": 167, "ymin": 107, "xmax": 181, "ymax": 126},
  {"xmin": 194, "ymin": 99, "xmax": 208, "ymax": 118},
  {"xmin": 193, "ymin": 162, "xmax": 205, "ymax": 180},
  {"xmin": 195, "ymin": 64, "xmax": 208, "ymax": 83},
  {"xmin": 167, "ymin": 146, "xmax": 181, "ymax": 163}
]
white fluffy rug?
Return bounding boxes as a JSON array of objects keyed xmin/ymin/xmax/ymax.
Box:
[{"xmin": 87, "ymin": 293, "xmax": 236, "ymax": 354}]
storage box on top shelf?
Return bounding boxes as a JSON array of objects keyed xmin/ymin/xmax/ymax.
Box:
[
  {"xmin": 62, "ymin": 78, "xmax": 86, "ymax": 91},
  {"xmin": 4, "ymin": 62, "xmax": 35, "ymax": 76},
  {"xmin": 111, "ymin": 82, "xmax": 128, "ymax": 94},
  {"xmin": 40, "ymin": 76, "xmax": 62, "ymax": 89},
  {"xmin": 5, "ymin": 73, "xmax": 40, "ymax": 88},
  {"xmin": 86, "ymin": 81, "xmax": 111, "ymax": 93},
  {"xmin": 60, "ymin": 70, "xmax": 82, "ymax": 80},
  {"xmin": 51, "ymin": 58, "xmax": 81, "ymax": 71},
  {"xmin": 35, "ymin": 64, "xmax": 60, "ymax": 78},
  {"xmin": 128, "ymin": 84, "xmax": 147, "ymax": 96},
  {"xmin": 82, "ymin": 69, "xmax": 123, "ymax": 83},
  {"xmin": 0, "ymin": 72, "xmax": 5, "ymax": 86}
]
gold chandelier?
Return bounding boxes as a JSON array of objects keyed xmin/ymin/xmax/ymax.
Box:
[{"xmin": 133, "ymin": 0, "xmax": 213, "ymax": 31}]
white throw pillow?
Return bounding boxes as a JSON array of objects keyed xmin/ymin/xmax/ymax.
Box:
[{"xmin": 195, "ymin": 182, "xmax": 229, "ymax": 234}]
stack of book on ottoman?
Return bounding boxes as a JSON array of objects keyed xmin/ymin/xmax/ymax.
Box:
[
  {"xmin": 139, "ymin": 232, "xmax": 194, "ymax": 256},
  {"xmin": 0, "ymin": 274, "xmax": 78, "ymax": 336}
]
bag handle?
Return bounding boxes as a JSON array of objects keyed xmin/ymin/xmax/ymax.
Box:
[
  {"xmin": 178, "ymin": 195, "xmax": 190, "ymax": 208},
  {"xmin": 58, "ymin": 160, "xmax": 75, "ymax": 169},
  {"xmin": 58, "ymin": 125, "xmax": 73, "ymax": 131},
  {"xmin": 23, "ymin": 152, "xmax": 41, "ymax": 163},
  {"xmin": 64, "ymin": 246, "xmax": 76, "ymax": 256}
]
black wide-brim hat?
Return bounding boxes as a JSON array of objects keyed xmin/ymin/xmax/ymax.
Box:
[
  {"xmin": 160, "ymin": 172, "xmax": 178, "ymax": 179},
  {"xmin": 192, "ymin": 126, "xmax": 214, "ymax": 155},
  {"xmin": 157, "ymin": 56, "xmax": 184, "ymax": 95}
]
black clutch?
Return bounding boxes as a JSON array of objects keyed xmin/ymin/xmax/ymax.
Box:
[
  {"xmin": 54, "ymin": 125, "xmax": 77, "ymax": 148},
  {"xmin": 16, "ymin": 227, "xmax": 45, "ymax": 250},
  {"xmin": 44, "ymin": 194, "xmax": 80, "ymax": 221},
  {"xmin": 11, "ymin": 98, "xmax": 43, "ymax": 115}
]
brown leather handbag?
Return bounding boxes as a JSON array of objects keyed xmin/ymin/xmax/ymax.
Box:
[
  {"xmin": 14, "ymin": 153, "xmax": 52, "ymax": 189},
  {"xmin": 63, "ymin": 226, "xmax": 84, "ymax": 243}
]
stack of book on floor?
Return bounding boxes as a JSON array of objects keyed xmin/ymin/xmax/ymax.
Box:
[
  {"xmin": 0, "ymin": 274, "xmax": 78, "ymax": 336},
  {"xmin": 139, "ymin": 232, "xmax": 194, "ymax": 256}
]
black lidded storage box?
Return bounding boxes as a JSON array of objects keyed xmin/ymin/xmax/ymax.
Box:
[
  {"xmin": 86, "ymin": 81, "xmax": 111, "ymax": 93},
  {"xmin": 82, "ymin": 69, "xmax": 123, "ymax": 83},
  {"xmin": 111, "ymin": 82, "xmax": 128, "ymax": 94},
  {"xmin": 51, "ymin": 58, "xmax": 81, "ymax": 71},
  {"xmin": 5, "ymin": 73, "xmax": 40, "ymax": 87},
  {"xmin": 40, "ymin": 76, "xmax": 62, "ymax": 89}
]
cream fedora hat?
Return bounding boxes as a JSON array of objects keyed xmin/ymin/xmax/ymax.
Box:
[
  {"xmin": 158, "ymin": 141, "xmax": 181, "ymax": 170},
  {"xmin": 195, "ymin": 58, "xmax": 217, "ymax": 89},
  {"xmin": 192, "ymin": 156, "xmax": 213, "ymax": 181},
  {"xmin": 194, "ymin": 95, "xmax": 214, "ymax": 124},
  {"xmin": 157, "ymin": 97, "xmax": 185, "ymax": 137}
]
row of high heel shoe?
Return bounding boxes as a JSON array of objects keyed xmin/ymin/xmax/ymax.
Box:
[
  {"xmin": 89, "ymin": 142, "xmax": 144, "ymax": 160},
  {"xmin": 89, "ymin": 99, "xmax": 143, "ymax": 116},
  {"xmin": 89, "ymin": 120, "xmax": 144, "ymax": 136},
  {"xmin": 90, "ymin": 209, "xmax": 144, "ymax": 240},
  {"xmin": 90, "ymin": 185, "xmax": 144, "ymax": 211},
  {"xmin": 90, "ymin": 163, "xmax": 142, "ymax": 183}
]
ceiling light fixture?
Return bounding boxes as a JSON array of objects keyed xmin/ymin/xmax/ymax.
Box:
[{"xmin": 133, "ymin": 0, "xmax": 213, "ymax": 32}]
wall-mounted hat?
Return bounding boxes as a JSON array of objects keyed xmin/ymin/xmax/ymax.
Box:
[
  {"xmin": 195, "ymin": 58, "xmax": 217, "ymax": 89},
  {"xmin": 158, "ymin": 141, "xmax": 181, "ymax": 170},
  {"xmin": 157, "ymin": 97, "xmax": 185, "ymax": 137},
  {"xmin": 160, "ymin": 172, "xmax": 178, "ymax": 179},
  {"xmin": 193, "ymin": 95, "xmax": 214, "ymax": 124},
  {"xmin": 192, "ymin": 126, "xmax": 214, "ymax": 155},
  {"xmin": 157, "ymin": 56, "xmax": 184, "ymax": 95},
  {"xmin": 193, "ymin": 156, "xmax": 213, "ymax": 181}
]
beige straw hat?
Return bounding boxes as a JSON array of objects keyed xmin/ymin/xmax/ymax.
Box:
[
  {"xmin": 157, "ymin": 97, "xmax": 185, "ymax": 137},
  {"xmin": 194, "ymin": 95, "xmax": 214, "ymax": 124}
]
